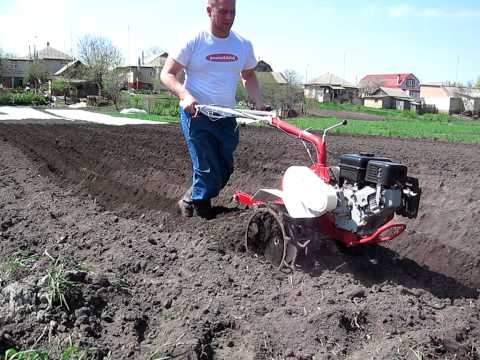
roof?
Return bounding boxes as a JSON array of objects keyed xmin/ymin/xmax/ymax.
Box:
[
  {"xmin": 364, "ymin": 87, "xmax": 413, "ymax": 100},
  {"xmin": 117, "ymin": 64, "xmax": 155, "ymax": 69},
  {"xmin": 420, "ymin": 83, "xmax": 480, "ymax": 99},
  {"xmin": 421, "ymin": 82, "xmax": 444, "ymax": 87},
  {"xmin": 145, "ymin": 53, "xmax": 168, "ymax": 67},
  {"xmin": 270, "ymin": 72, "xmax": 287, "ymax": 84},
  {"xmin": 37, "ymin": 43, "xmax": 73, "ymax": 61},
  {"xmin": 307, "ymin": 73, "xmax": 357, "ymax": 88},
  {"xmin": 255, "ymin": 60, "xmax": 273, "ymax": 72},
  {"xmin": 360, "ymin": 73, "xmax": 417, "ymax": 88},
  {"xmin": 256, "ymin": 71, "xmax": 287, "ymax": 85},
  {"xmin": 378, "ymin": 87, "xmax": 411, "ymax": 98},
  {"xmin": 54, "ymin": 59, "xmax": 82, "ymax": 76}
]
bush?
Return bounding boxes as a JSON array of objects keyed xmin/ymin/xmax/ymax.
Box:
[
  {"xmin": 52, "ymin": 79, "xmax": 68, "ymax": 95},
  {"xmin": 151, "ymin": 99, "xmax": 179, "ymax": 116},
  {"xmin": 117, "ymin": 92, "xmax": 179, "ymax": 116},
  {"xmin": 0, "ymin": 91, "xmax": 48, "ymax": 105}
]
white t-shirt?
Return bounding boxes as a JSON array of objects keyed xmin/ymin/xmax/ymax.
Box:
[{"xmin": 172, "ymin": 29, "xmax": 257, "ymax": 108}]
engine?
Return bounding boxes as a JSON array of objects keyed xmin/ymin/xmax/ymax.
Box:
[{"xmin": 334, "ymin": 154, "xmax": 421, "ymax": 236}]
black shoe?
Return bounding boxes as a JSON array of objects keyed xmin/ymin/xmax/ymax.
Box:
[
  {"xmin": 178, "ymin": 187, "xmax": 193, "ymax": 217},
  {"xmin": 193, "ymin": 199, "xmax": 215, "ymax": 220}
]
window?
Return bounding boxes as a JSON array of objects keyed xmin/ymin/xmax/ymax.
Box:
[{"xmin": 406, "ymin": 79, "xmax": 416, "ymax": 87}]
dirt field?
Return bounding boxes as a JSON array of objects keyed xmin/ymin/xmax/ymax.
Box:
[{"xmin": 1, "ymin": 120, "xmax": 479, "ymax": 360}]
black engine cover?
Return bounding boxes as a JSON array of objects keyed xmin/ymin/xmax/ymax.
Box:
[
  {"xmin": 339, "ymin": 154, "xmax": 391, "ymax": 186},
  {"xmin": 365, "ymin": 161, "xmax": 408, "ymax": 187}
]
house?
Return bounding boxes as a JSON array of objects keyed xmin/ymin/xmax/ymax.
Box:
[
  {"xmin": 116, "ymin": 63, "xmax": 158, "ymax": 90},
  {"xmin": 1, "ymin": 42, "xmax": 73, "ymax": 88},
  {"xmin": 255, "ymin": 60, "xmax": 273, "ymax": 72},
  {"xmin": 359, "ymin": 73, "xmax": 420, "ymax": 99},
  {"xmin": 304, "ymin": 73, "xmax": 359, "ymax": 103},
  {"xmin": 53, "ymin": 59, "xmax": 97, "ymax": 98},
  {"xmin": 420, "ymin": 83, "xmax": 480, "ymax": 115},
  {"xmin": 254, "ymin": 60, "xmax": 287, "ymax": 85},
  {"xmin": 116, "ymin": 52, "xmax": 170, "ymax": 91},
  {"xmin": 363, "ymin": 87, "xmax": 415, "ymax": 110}
]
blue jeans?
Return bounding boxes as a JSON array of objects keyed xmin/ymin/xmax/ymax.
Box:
[{"xmin": 180, "ymin": 108, "xmax": 239, "ymax": 201}]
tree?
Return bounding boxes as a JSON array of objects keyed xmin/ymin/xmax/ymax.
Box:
[
  {"xmin": 77, "ymin": 34, "xmax": 123, "ymax": 96},
  {"xmin": 358, "ymin": 79, "xmax": 386, "ymax": 96},
  {"xmin": 24, "ymin": 58, "xmax": 48, "ymax": 92},
  {"xmin": 281, "ymin": 69, "xmax": 304, "ymax": 110},
  {"xmin": 476, "ymin": 77, "xmax": 480, "ymax": 88},
  {"xmin": 283, "ymin": 69, "xmax": 302, "ymax": 85},
  {"xmin": 102, "ymin": 69, "xmax": 124, "ymax": 109},
  {"xmin": 0, "ymin": 48, "xmax": 4, "ymax": 80}
]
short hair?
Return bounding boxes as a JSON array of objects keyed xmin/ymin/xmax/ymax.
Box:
[{"xmin": 208, "ymin": 0, "xmax": 235, "ymax": 6}]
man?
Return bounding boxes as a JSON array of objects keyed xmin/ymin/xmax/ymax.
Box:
[{"xmin": 161, "ymin": 0, "xmax": 263, "ymax": 219}]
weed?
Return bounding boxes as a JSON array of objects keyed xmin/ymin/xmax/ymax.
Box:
[
  {"xmin": 4, "ymin": 348, "xmax": 50, "ymax": 360},
  {"xmin": 148, "ymin": 352, "xmax": 171, "ymax": 360},
  {"xmin": 43, "ymin": 258, "xmax": 75, "ymax": 311},
  {"xmin": 4, "ymin": 345, "xmax": 97, "ymax": 360},
  {"xmin": 110, "ymin": 279, "xmax": 132, "ymax": 295},
  {"xmin": 58, "ymin": 345, "xmax": 96, "ymax": 360},
  {"xmin": 0, "ymin": 251, "xmax": 40, "ymax": 281},
  {"xmin": 409, "ymin": 346, "xmax": 425, "ymax": 360},
  {"xmin": 160, "ymin": 313, "xmax": 176, "ymax": 321}
]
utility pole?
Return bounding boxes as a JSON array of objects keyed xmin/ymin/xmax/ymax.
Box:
[
  {"xmin": 343, "ymin": 52, "xmax": 346, "ymax": 80},
  {"xmin": 127, "ymin": 25, "xmax": 131, "ymax": 65},
  {"xmin": 455, "ymin": 55, "xmax": 460, "ymax": 85}
]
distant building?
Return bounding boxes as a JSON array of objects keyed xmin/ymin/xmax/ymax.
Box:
[
  {"xmin": 420, "ymin": 83, "xmax": 480, "ymax": 115},
  {"xmin": 359, "ymin": 73, "xmax": 420, "ymax": 99},
  {"xmin": 363, "ymin": 87, "xmax": 415, "ymax": 110},
  {"xmin": 304, "ymin": 73, "xmax": 359, "ymax": 103},
  {"xmin": 254, "ymin": 60, "xmax": 287, "ymax": 85},
  {"xmin": 116, "ymin": 52, "xmax": 170, "ymax": 91},
  {"xmin": 255, "ymin": 60, "xmax": 273, "ymax": 72},
  {"xmin": 1, "ymin": 42, "xmax": 73, "ymax": 88}
]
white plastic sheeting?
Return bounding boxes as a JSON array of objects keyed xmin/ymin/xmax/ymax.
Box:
[
  {"xmin": 45, "ymin": 109, "xmax": 163, "ymax": 126},
  {"xmin": 0, "ymin": 107, "xmax": 61, "ymax": 121}
]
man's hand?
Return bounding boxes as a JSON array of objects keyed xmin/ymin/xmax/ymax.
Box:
[
  {"xmin": 179, "ymin": 93, "xmax": 199, "ymax": 117},
  {"xmin": 241, "ymin": 69, "xmax": 264, "ymax": 112},
  {"xmin": 160, "ymin": 57, "xmax": 199, "ymax": 117}
]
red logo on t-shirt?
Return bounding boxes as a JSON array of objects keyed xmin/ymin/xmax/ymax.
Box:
[{"xmin": 206, "ymin": 53, "xmax": 238, "ymax": 62}]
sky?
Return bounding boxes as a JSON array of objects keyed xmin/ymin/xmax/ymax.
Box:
[{"xmin": 0, "ymin": 0, "xmax": 479, "ymax": 85}]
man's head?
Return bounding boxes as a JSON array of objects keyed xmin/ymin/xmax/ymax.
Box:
[{"xmin": 207, "ymin": 0, "xmax": 236, "ymax": 38}]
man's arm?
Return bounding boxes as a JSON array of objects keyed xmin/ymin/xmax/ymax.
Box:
[
  {"xmin": 160, "ymin": 57, "xmax": 197, "ymax": 114},
  {"xmin": 241, "ymin": 68, "xmax": 264, "ymax": 109}
]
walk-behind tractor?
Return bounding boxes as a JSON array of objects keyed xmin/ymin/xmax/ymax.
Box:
[{"xmin": 198, "ymin": 105, "xmax": 422, "ymax": 270}]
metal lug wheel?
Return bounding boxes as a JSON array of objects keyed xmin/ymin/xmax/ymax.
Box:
[{"xmin": 245, "ymin": 206, "xmax": 291, "ymax": 270}]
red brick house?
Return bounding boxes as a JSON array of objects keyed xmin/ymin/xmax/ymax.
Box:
[{"xmin": 359, "ymin": 73, "xmax": 420, "ymax": 99}]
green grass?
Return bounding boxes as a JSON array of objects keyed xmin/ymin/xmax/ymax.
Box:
[
  {"xmin": 0, "ymin": 251, "xmax": 40, "ymax": 281},
  {"xmin": 309, "ymin": 101, "xmax": 407, "ymax": 117},
  {"xmin": 104, "ymin": 111, "xmax": 178, "ymax": 123},
  {"xmin": 43, "ymin": 258, "xmax": 75, "ymax": 311},
  {"xmin": 4, "ymin": 348, "xmax": 50, "ymax": 360},
  {"xmin": 289, "ymin": 116, "xmax": 480, "ymax": 144},
  {"xmin": 5, "ymin": 345, "xmax": 98, "ymax": 360}
]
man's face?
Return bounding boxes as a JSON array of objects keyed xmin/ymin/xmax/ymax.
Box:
[{"xmin": 208, "ymin": 0, "xmax": 236, "ymax": 36}]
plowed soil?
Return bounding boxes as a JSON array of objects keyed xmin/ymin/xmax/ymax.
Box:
[{"xmin": 1, "ymin": 120, "xmax": 479, "ymax": 360}]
